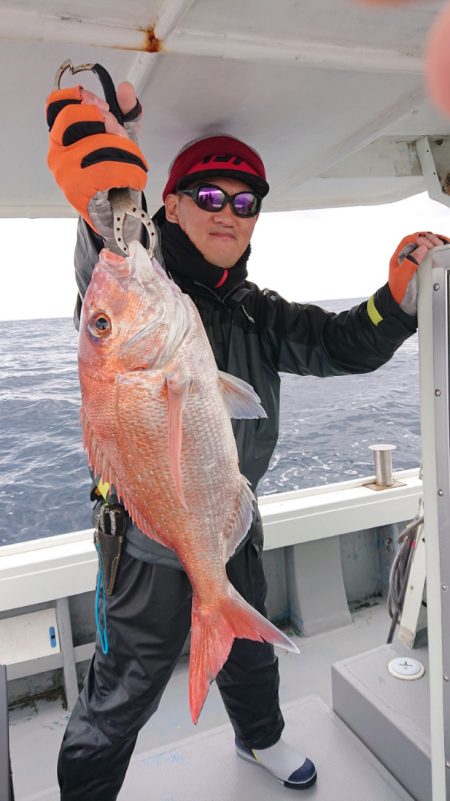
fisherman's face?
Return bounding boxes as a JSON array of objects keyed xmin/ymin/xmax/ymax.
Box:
[{"xmin": 165, "ymin": 176, "xmax": 259, "ymax": 269}]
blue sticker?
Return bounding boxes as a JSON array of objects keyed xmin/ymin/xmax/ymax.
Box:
[{"xmin": 49, "ymin": 625, "xmax": 57, "ymax": 648}]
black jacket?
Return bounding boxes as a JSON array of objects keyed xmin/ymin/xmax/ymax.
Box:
[{"xmin": 74, "ymin": 215, "xmax": 417, "ymax": 569}]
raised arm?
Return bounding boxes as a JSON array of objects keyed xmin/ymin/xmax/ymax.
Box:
[
  {"xmin": 45, "ymin": 75, "xmax": 148, "ymax": 325},
  {"xmin": 257, "ymin": 231, "xmax": 449, "ymax": 377}
]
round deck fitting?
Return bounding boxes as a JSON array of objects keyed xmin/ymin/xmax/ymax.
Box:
[{"xmin": 387, "ymin": 657, "xmax": 425, "ymax": 680}]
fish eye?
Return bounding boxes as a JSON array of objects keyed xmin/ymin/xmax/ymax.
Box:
[{"xmin": 88, "ymin": 312, "xmax": 112, "ymax": 339}]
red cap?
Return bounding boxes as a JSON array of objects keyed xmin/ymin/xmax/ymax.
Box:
[{"xmin": 162, "ymin": 134, "xmax": 269, "ymax": 200}]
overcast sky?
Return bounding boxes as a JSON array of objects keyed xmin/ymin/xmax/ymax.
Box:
[{"xmin": 1, "ymin": 191, "xmax": 449, "ymax": 321}]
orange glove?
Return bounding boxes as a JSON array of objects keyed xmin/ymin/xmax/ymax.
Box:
[
  {"xmin": 46, "ymin": 84, "xmax": 148, "ymax": 232},
  {"xmin": 389, "ymin": 232, "xmax": 450, "ymax": 315}
]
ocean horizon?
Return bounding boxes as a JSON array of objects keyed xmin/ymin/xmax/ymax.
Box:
[{"xmin": 0, "ymin": 299, "xmax": 420, "ymax": 546}]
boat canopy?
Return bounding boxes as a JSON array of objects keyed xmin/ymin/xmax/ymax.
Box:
[{"xmin": 0, "ymin": 0, "xmax": 448, "ymax": 217}]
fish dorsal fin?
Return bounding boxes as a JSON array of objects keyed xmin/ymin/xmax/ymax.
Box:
[
  {"xmin": 224, "ymin": 475, "xmax": 256, "ymax": 562},
  {"xmin": 166, "ymin": 373, "xmax": 192, "ymax": 509},
  {"xmin": 218, "ymin": 371, "xmax": 267, "ymax": 420}
]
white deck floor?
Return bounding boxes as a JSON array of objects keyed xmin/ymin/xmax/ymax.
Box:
[{"xmin": 9, "ymin": 602, "xmax": 412, "ymax": 800}]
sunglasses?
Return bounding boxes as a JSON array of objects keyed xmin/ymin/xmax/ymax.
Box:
[{"xmin": 177, "ymin": 184, "xmax": 262, "ymax": 218}]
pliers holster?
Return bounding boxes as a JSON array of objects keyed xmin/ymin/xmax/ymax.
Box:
[{"xmin": 94, "ymin": 504, "xmax": 128, "ymax": 595}]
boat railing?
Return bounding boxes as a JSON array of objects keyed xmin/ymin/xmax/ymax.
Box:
[
  {"xmin": 0, "ymin": 468, "xmax": 421, "ymax": 610},
  {"xmin": 0, "ymin": 469, "xmax": 421, "ymax": 710}
]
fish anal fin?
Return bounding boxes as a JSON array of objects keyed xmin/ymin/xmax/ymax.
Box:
[
  {"xmin": 120, "ymin": 495, "xmax": 168, "ymax": 548},
  {"xmin": 166, "ymin": 373, "xmax": 192, "ymax": 508},
  {"xmin": 218, "ymin": 371, "xmax": 267, "ymax": 420},
  {"xmin": 224, "ymin": 476, "xmax": 256, "ymax": 562}
]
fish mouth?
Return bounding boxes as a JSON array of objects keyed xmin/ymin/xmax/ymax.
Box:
[
  {"xmin": 99, "ymin": 249, "xmax": 130, "ymax": 275},
  {"xmin": 95, "ymin": 251, "xmax": 133, "ymax": 301}
]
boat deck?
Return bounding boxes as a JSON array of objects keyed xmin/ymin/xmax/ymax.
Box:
[{"xmin": 9, "ymin": 602, "xmax": 415, "ymax": 800}]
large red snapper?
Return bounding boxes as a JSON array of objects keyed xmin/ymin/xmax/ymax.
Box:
[{"xmin": 78, "ymin": 241, "xmax": 298, "ymax": 723}]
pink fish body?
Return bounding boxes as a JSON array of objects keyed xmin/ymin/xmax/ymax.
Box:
[{"xmin": 78, "ymin": 242, "xmax": 298, "ymax": 723}]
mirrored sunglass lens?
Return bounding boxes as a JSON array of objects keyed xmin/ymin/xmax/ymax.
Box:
[
  {"xmin": 196, "ymin": 187, "xmax": 225, "ymax": 211},
  {"xmin": 233, "ymin": 193, "xmax": 258, "ymax": 216}
]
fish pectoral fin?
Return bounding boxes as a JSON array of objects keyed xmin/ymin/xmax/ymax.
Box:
[
  {"xmin": 166, "ymin": 373, "xmax": 192, "ymax": 509},
  {"xmin": 218, "ymin": 371, "xmax": 267, "ymax": 420}
]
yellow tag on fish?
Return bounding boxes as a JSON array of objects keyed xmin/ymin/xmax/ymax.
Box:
[{"xmin": 97, "ymin": 479, "xmax": 110, "ymax": 501}]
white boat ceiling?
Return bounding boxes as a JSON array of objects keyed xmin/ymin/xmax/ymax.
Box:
[{"xmin": 0, "ymin": 0, "xmax": 449, "ymax": 217}]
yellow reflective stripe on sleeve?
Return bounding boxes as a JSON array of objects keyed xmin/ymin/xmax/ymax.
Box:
[
  {"xmin": 97, "ymin": 479, "xmax": 110, "ymax": 501},
  {"xmin": 367, "ymin": 295, "xmax": 383, "ymax": 326}
]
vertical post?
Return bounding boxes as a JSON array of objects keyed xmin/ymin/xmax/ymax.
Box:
[
  {"xmin": 55, "ymin": 598, "xmax": 79, "ymax": 711},
  {"xmin": 418, "ymin": 245, "xmax": 450, "ymax": 800},
  {"xmin": 0, "ymin": 664, "xmax": 14, "ymax": 801},
  {"xmin": 369, "ymin": 443, "xmax": 396, "ymax": 487},
  {"xmin": 397, "ymin": 517, "xmax": 427, "ymax": 647}
]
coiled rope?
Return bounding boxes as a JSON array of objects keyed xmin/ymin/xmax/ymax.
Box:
[{"xmin": 387, "ymin": 494, "xmax": 424, "ymax": 644}]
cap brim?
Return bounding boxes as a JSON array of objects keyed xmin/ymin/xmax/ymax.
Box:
[{"xmin": 177, "ymin": 170, "xmax": 269, "ymax": 198}]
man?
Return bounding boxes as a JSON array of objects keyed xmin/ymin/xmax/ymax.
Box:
[{"xmin": 46, "ymin": 80, "xmax": 443, "ymax": 800}]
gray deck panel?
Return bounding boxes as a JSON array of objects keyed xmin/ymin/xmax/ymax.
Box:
[
  {"xmin": 121, "ymin": 696, "xmax": 415, "ymax": 801},
  {"xmin": 15, "ymin": 696, "xmax": 415, "ymax": 801},
  {"xmin": 9, "ymin": 603, "xmax": 404, "ymax": 800}
]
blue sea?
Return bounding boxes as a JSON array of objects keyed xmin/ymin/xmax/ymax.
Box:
[{"xmin": 0, "ymin": 301, "xmax": 420, "ymax": 546}]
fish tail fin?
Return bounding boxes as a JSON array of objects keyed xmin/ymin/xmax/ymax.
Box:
[{"xmin": 189, "ymin": 587, "xmax": 299, "ymax": 724}]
